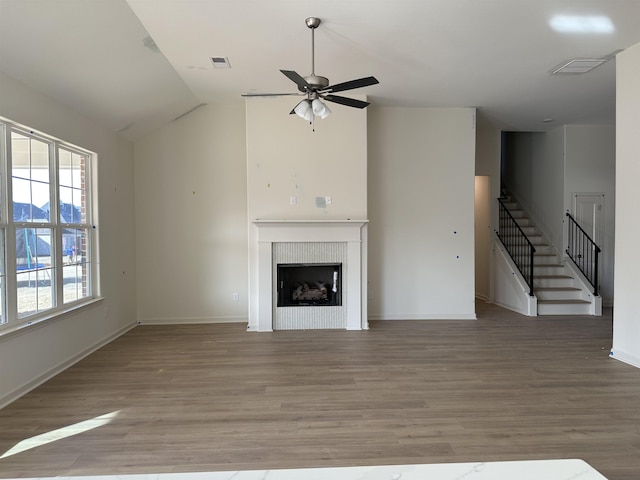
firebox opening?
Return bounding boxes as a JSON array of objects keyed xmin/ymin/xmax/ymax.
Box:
[{"xmin": 277, "ymin": 263, "xmax": 342, "ymax": 307}]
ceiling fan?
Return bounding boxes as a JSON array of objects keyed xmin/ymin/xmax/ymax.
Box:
[{"xmin": 242, "ymin": 17, "xmax": 379, "ymax": 123}]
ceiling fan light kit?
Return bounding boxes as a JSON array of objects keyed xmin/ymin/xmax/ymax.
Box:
[
  {"xmin": 242, "ymin": 17, "xmax": 379, "ymax": 127},
  {"xmin": 312, "ymin": 98, "xmax": 331, "ymax": 118},
  {"xmin": 294, "ymin": 99, "xmax": 313, "ymax": 122}
]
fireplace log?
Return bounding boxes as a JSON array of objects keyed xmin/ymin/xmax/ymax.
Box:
[{"xmin": 292, "ymin": 282, "xmax": 329, "ymax": 301}]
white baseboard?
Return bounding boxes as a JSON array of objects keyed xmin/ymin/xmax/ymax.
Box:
[
  {"xmin": 139, "ymin": 315, "xmax": 247, "ymax": 325},
  {"xmin": 475, "ymin": 293, "xmax": 491, "ymax": 303},
  {"xmin": 0, "ymin": 321, "xmax": 137, "ymax": 409},
  {"xmin": 368, "ymin": 313, "xmax": 477, "ymax": 321},
  {"xmin": 609, "ymin": 348, "xmax": 640, "ymax": 369}
]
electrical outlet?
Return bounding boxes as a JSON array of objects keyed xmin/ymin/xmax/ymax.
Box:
[
  {"xmin": 290, "ymin": 195, "xmax": 297, "ymax": 205},
  {"xmin": 325, "ymin": 196, "xmax": 332, "ymax": 205},
  {"xmin": 233, "ymin": 292, "xmax": 239, "ymax": 302}
]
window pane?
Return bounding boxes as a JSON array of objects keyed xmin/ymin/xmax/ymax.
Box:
[
  {"xmin": 59, "ymin": 149, "xmax": 86, "ymax": 224},
  {"xmin": 10, "ymin": 132, "xmax": 31, "ymax": 180},
  {"xmin": 59, "ymin": 186, "xmax": 83, "ymax": 223},
  {"xmin": 16, "ymin": 228, "xmax": 55, "ymax": 317},
  {"xmin": 12, "ymin": 178, "xmax": 32, "ymax": 221},
  {"xmin": 12, "ymin": 132, "xmax": 51, "ymax": 223},
  {"xmin": 63, "ymin": 227, "xmax": 90, "ymax": 303},
  {"xmin": 58, "ymin": 148, "xmax": 72, "ymax": 186},
  {"xmin": 17, "ymin": 268, "xmax": 54, "ymax": 318}
]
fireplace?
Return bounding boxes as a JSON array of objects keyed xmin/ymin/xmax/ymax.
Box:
[
  {"xmin": 277, "ymin": 263, "xmax": 342, "ymax": 307},
  {"xmin": 249, "ymin": 220, "xmax": 368, "ymax": 331}
]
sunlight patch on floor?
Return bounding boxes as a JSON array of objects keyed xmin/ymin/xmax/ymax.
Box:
[{"xmin": 0, "ymin": 410, "xmax": 120, "ymax": 459}]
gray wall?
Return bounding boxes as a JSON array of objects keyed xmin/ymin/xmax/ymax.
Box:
[{"xmin": 0, "ymin": 71, "xmax": 137, "ymax": 407}]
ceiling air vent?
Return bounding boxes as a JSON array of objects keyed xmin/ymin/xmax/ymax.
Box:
[
  {"xmin": 211, "ymin": 57, "xmax": 231, "ymax": 69},
  {"xmin": 550, "ymin": 58, "xmax": 608, "ymax": 75}
]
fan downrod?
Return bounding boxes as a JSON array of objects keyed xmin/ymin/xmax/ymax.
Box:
[{"xmin": 302, "ymin": 17, "xmax": 328, "ymax": 90}]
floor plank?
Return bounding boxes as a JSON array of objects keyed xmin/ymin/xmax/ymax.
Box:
[{"xmin": 0, "ymin": 303, "xmax": 638, "ymax": 479}]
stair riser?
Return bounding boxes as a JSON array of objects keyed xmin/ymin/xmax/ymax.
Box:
[
  {"xmin": 534, "ymin": 266, "xmax": 566, "ymax": 276},
  {"xmin": 515, "ymin": 218, "xmax": 533, "ymax": 227},
  {"xmin": 536, "ymin": 290, "xmax": 583, "ymax": 301},
  {"xmin": 538, "ymin": 303, "xmax": 593, "ymax": 315},
  {"xmin": 533, "ymin": 278, "xmax": 575, "ymax": 288},
  {"xmin": 521, "ymin": 256, "xmax": 561, "ymax": 265},
  {"xmin": 501, "ymin": 234, "xmax": 545, "ymax": 245}
]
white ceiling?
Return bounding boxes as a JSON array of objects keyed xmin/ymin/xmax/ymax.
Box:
[{"xmin": 1, "ymin": 0, "xmax": 640, "ymax": 142}]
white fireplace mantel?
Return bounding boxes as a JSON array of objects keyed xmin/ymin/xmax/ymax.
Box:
[{"xmin": 248, "ymin": 220, "xmax": 368, "ymax": 332}]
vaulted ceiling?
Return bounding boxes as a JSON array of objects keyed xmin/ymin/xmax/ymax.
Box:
[{"xmin": 1, "ymin": 0, "xmax": 639, "ymax": 141}]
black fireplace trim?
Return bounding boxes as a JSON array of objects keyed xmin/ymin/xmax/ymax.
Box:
[{"xmin": 277, "ymin": 262, "xmax": 342, "ymax": 307}]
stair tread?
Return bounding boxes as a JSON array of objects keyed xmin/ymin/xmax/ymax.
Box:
[
  {"xmin": 534, "ymin": 275, "xmax": 573, "ymax": 279},
  {"xmin": 536, "ymin": 286, "xmax": 581, "ymax": 291}
]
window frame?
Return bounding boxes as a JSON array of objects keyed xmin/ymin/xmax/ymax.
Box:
[{"xmin": 0, "ymin": 117, "xmax": 99, "ymax": 333}]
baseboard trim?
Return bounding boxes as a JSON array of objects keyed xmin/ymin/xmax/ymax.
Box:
[
  {"xmin": 368, "ymin": 313, "xmax": 477, "ymax": 321},
  {"xmin": 139, "ymin": 316, "xmax": 247, "ymax": 325},
  {"xmin": 609, "ymin": 348, "xmax": 640, "ymax": 369},
  {"xmin": 475, "ymin": 293, "xmax": 491, "ymax": 303},
  {"xmin": 0, "ymin": 321, "xmax": 137, "ymax": 409}
]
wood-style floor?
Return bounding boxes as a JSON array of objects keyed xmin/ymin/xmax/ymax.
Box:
[{"xmin": 1, "ymin": 303, "xmax": 639, "ymax": 480}]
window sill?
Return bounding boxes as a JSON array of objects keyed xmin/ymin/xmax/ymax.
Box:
[{"xmin": 0, "ymin": 297, "xmax": 105, "ymax": 341}]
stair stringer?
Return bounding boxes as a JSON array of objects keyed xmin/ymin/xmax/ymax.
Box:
[
  {"xmin": 493, "ymin": 237, "xmax": 537, "ymax": 316},
  {"xmin": 561, "ymin": 258, "xmax": 602, "ymax": 315}
]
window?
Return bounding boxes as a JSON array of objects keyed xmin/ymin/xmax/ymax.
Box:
[{"xmin": 0, "ymin": 118, "xmax": 97, "ymax": 331}]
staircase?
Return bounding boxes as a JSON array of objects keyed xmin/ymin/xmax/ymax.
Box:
[{"xmin": 499, "ymin": 194, "xmax": 596, "ymax": 315}]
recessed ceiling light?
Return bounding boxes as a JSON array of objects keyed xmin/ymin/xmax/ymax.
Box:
[
  {"xmin": 542, "ymin": 118, "xmax": 554, "ymax": 123},
  {"xmin": 549, "ymin": 15, "xmax": 614, "ymax": 34}
]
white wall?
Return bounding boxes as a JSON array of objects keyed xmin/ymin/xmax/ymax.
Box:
[
  {"xmin": 504, "ymin": 128, "xmax": 565, "ymax": 252},
  {"xmin": 246, "ymin": 96, "xmax": 367, "ymax": 221},
  {"xmin": 368, "ymin": 107, "xmax": 476, "ymax": 320},
  {"xmin": 475, "ymin": 176, "xmax": 491, "ymax": 301},
  {"xmin": 475, "ymin": 113, "xmax": 501, "ymax": 301},
  {"xmin": 0, "ymin": 71, "xmax": 137, "ymax": 407},
  {"xmin": 135, "ymin": 104, "xmax": 248, "ymax": 324},
  {"xmin": 137, "ymin": 100, "xmax": 479, "ymax": 327},
  {"xmin": 612, "ymin": 42, "xmax": 640, "ymax": 368},
  {"xmin": 533, "ymin": 127, "xmax": 566, "ymax": 252},
  {"xmin": 503, "ymin": 132, "xmax": 534, "ymax": 209},
  {"xmin": 564, "ymin": 125, "xmax": 615, "ymax": 304}
]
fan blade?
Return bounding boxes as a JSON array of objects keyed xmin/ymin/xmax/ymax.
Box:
[
  {"xmin": 241, "ymin": 92, "xmax": 303, "ymax": 97},
  {"xmin": 321, "ymin": 76, "xmax": 379, "ymax": 94},
  {"xmin": 280, "ymin": 70, "xmax": 310, "ymax": 91},
  {"xmin": 322, "ymin": 95, "xmax": 370, "ymax": 109}
]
